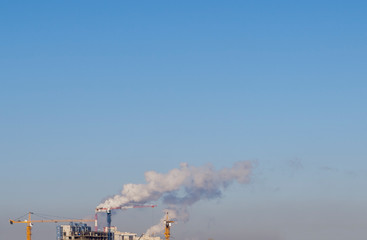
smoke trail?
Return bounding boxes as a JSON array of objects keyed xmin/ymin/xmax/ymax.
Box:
[{"xmin": 97, "ymin": 161, "xmax": 252, "ymax": 235}]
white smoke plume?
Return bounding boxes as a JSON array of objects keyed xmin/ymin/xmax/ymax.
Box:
[{"xmin": 97, "ymin": 161, "xmax": 252, "ymax": 235}]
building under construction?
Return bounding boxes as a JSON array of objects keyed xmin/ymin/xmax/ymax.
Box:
[
  {"xmin": 57, "ymin": 223, "xmax": 108, "ymax": 240},
  {"xmin": 10, "ymin": 211, "xmax": 173, "ymax": 240},
  {"xmin": 57, "ymin": 223, "xmax": 161, "ymax": 240}
]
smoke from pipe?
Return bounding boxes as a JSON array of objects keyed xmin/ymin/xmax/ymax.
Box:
[{"xmin": 97, "ymin": 161, "xmax": 252, "ymax": 235}]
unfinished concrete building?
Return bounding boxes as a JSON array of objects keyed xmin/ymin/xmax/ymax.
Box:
[
  {"xmin": 57, "ymin": 223, "xmax": 109, "ymax": 240},
  {"xmin": 57, "ymin": 223, "xmax": 161, "ymax": 240}
]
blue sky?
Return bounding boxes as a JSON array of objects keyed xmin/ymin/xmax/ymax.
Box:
[{"xmin": 1, "ymin": 1, "xmax": 367, "ymax": 240}]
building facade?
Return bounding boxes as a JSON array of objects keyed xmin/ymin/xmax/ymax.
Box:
[
  {"xmin": 57, "ymin": 224, "xmax": 160, "ymax": 240},
  {"xmin": 57, "ymin": 223, "xmax": 108, "ymax": 240}
]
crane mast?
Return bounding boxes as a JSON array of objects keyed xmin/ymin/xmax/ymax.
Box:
[
  {"xmin": 164, "ymin": 212, "xmax": 174, "ymax": 240},
  {"xmin": 26, "ymin": 212, "xmax": 31, "ymax": 240}
]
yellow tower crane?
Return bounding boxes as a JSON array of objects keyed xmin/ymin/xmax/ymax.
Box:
[
  {"xmin": 164, "ymin": 212, "xmax": 175, "ymax": 240},
  {"xmin": 9, "ymin": 212, "xmax": 95, "ymax": 240}
]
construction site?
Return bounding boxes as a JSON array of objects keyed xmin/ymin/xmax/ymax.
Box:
[
  {"xmin": 8, "ymin": 162, "xmax": 253, "ymax": 240},
  {"xmin": 10, "ymin": 206, "xmax": 174, "ymax": 240}
]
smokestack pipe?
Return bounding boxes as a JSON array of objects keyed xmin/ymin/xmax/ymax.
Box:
[
  {"xmin": 107, "ymin": 209, "xmax": 112, "ymax": 240},
  {"xmin": 94, "ymin": 213, "xmax": 98, "ymax": 231}
]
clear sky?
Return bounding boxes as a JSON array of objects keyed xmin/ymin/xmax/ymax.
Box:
[{"xmin": 1, "ymin": 1, "xmax": 367, "ymax": 240}]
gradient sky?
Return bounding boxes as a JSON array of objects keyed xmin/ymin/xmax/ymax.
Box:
[{"xmin": 1, "ymin": 1, "xmax": 367, "ymax": 240}]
